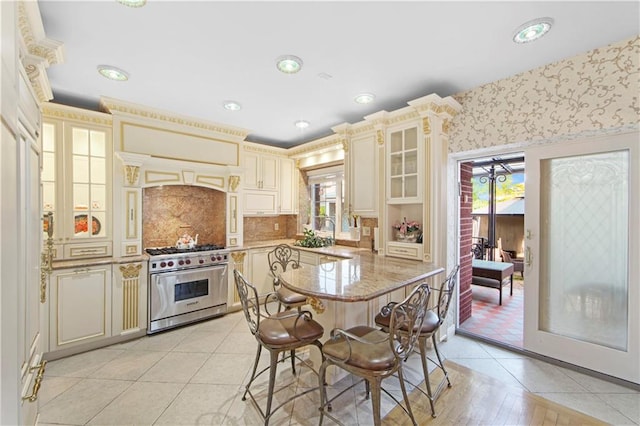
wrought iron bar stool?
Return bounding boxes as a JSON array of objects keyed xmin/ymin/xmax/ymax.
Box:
[
  {"xmin": 318, "ymin": 282, "xmax": 431, "ymax": 426},
  {"xmin": 374, "ymin": 265, "xmax": 460, "ymax": 417},
  {"xmin": 268, "ymin": 244, "xmax": 308, "ymax": 312},
  {"xmin": 233, "ymin": 269, "xmax": 324, "ymax": 425}
]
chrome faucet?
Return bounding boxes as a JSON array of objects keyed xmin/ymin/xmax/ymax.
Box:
[{"xmin": 323, "ymin": 216, "xmax": 336, "ymax": 245}]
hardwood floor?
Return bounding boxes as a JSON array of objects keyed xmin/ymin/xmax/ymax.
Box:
[{"xmin": 383, "ymin": 361, "xmax": 606, "ymax": 425}]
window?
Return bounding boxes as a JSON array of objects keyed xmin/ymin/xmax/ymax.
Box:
[{"xmin": 308, "ymin": 166, "xmax": 348, "ymax": 237}]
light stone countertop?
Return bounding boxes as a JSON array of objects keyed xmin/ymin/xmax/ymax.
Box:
[
  {"xmin": 279, "ymin": 249, "xmax": 444, "ymax": 302},
  {"xmin": 52, "ymin": 254, "xmax": 148, "ymax": 270}
]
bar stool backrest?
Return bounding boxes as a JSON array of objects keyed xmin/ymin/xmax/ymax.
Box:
[
  {"xmin": 388, "ymin": 282, "xmax": 431, "ymax": 360},
  {"xmin": 436, "ymin": 265, "xmax": 460, "ymax": 326},
  {"xmin": 267, "ymin": 244, "xmax": 301, "ymax": 285},
  {"xmin": 233, "ymin": 269, "xmax": 261, "ymax": 336}
]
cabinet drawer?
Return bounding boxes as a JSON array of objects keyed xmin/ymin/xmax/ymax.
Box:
[
  {"xmin": 64, "ymin": 241, "xmax": 113, "ymax": 259},
  {"xmin": 386, "ymin": 242, "xmax": 423, "ymax": 261}
]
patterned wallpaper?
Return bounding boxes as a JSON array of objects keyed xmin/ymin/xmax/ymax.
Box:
[{"xmin": 449, "ymin": 35, "xmax": 640, "ymax": 152}]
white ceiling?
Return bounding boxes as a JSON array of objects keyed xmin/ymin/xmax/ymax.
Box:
[{"xmin": 38, "ymin": 1, "xmax": 640, "ymax": 148}]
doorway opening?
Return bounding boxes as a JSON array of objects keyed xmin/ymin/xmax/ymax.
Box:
[{"xmin": 458, "ymin": 153, "xmax": 525, "ymax": 348}]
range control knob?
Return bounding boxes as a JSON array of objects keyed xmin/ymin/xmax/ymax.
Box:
[
  {"xmin": 185, "ymin": 259, "xmax": 191, "ymax": 265},
  {"xmin": 199, "ymin": 259, "xmax": 204, "ymax": 264},
  {"xmin": 167, "ymin": 261, "xmax": 174, "ymax": 267},
  {"xmin": 160, "ymin": 262, "xmax": 167, "ymax": 268},
  {"xmin": 216, "ymin": 255, "xmax": 222, "ymax": 261},
  {"xmin": 178, "ymin": 260, "xmax": 184, "ymax": 266}
]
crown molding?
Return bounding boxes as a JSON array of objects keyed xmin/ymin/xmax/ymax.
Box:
[
  {"xmin": 243, "ymin": 141, "xmax": 288, "ymax": 156},
  {"xmin": 287, "ymin": 133, "xmax": 343, "ymax": 158},
  {"xmin": 17, "ymin": 1, "xmax": 64, "ymax": 103},
  {"xmin": 100, "ymin": 96, "xmax": 251, "ymax": 141},
  {"xmin": 42, "ymin": 102, "xmax": 113, "ymax": 126}
]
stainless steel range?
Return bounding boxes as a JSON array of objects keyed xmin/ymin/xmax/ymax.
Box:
[{"xmin": 146, "ymin": 244, "xmax": 229, "ymax": 334}]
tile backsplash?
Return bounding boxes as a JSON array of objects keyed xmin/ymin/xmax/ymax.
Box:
[
  {"xmin": 243, "ymin": 215, "xmax": 297, "ymax": 241},
  {"xmin": 143, "ymin": 185, "xmax": 226, "ymax": 248}
]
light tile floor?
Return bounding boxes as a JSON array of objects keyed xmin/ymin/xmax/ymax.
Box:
[{"xmin": 38, "ymin": 310, "xmax": 639, "ymax": 425}]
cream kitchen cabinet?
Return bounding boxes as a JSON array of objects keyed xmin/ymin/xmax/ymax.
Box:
[
  {"xmin": 348, "ymin": 134, "xmax": 378, "ymax": 216},
  {"xmin": 243, "ymin": 190, "xmax": 278, "ymax": 215},
  {"xmin": 385, "ymin": 124, "xmax": 424, "ymax": 261},
  {"xmin": 48, "ymin": 264, "xmax": 112, "ymax": 352},
  {"xmin": 248, "ymin": 247, "xmax": 275, "ymax": 296},
  {"xmin": 244, "ymin": 152, "xmax": 278, "ymax": 191},
  {"xmin": 387, "ymin": 125, "xmax": 421, "ymax": 203},
  {"xmin": 278, "ymin": 157, "xmax": 297, "ymax": 214},
  {"xmin": 42, "ymin": 104, "xmax": 113, "ymax": 260}
]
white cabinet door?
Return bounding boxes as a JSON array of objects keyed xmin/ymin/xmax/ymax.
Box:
[
  {"xmin": 244, "ymin": 153, "xmax": 278, "ymax": 190},
  {"xmin": 349, "ymin": 134, "xmax": 377, "ymax": 216},
  {"xmin": 243, "ymin": 191, "xmax": 278, "ymax": 215},
  {"xmin": 244, "ymin": 152, "xmax": 260, "ymax": 189},
  {"xmin": 279, "ymin": 158, "xmax": 297, "ymax": 214},
  {"xmin": 261, "ymin": 155, "xmax": 278, "ymax": 190},
  {"xmin": 248, "ymin": 248, "xmax": 275, "ymax": 296},
  {"xmin": 49, "ymin": 265, "xmax": 112, "ymax": 351}
]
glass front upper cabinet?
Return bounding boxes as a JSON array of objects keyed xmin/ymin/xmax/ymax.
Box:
[
  {"xmin": 70, "ymin": 126, "xmax": 108, "ymax": 240},
  {"xmin": 388, "ymin": 126, "xmax": 420, "ymax": 202},
  {"xmin": 41, "ymin": 118, "xmax": 112, "ymax": 246}
]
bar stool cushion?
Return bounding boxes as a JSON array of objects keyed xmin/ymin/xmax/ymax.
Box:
[
  {"xmin": 259, "ymin": 312, "xmax": 324, "ymax": 346},
  {"xmin": 322, "ymin": 326, "xmax": 395, "ymax": 371},
  {"xmin": 276, "ymin": 286, "xmax": 308, "ymax": 305},
  {"xmin": 375, "ymin": 309, "xmax": 440, "ymax": 334}
]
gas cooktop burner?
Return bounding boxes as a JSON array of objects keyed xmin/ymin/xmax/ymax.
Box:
[{"xmin": 145, "ymin": 244, "xmax": 225, "ymax": 256}]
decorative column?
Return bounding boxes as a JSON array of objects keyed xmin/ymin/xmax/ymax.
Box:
[
  {"xmin": 115, "ymin": 152, "xmax": 146, "ymax": 256},
  {"xmin": 230, "ymin": 251, "xmax": 246, "ymax": 304},
  {"xmin": 228, "ymin": 175, "xmax": 241, "ymax": 246},
  {"xmin": 119, "ymin": 263, "xmax": 143, "ymax": 331}
]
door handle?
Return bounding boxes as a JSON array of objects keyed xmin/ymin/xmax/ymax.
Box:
[
  {"xmin": 526, "ymin": 246, "xmax": 533, "ymax": 267},
  {"xmin": 22, "ymin": 361, "xmax": 47, "ymax": 402}
]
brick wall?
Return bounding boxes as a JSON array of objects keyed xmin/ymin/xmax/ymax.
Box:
[{"xmin": 459, "ymin": 162, "xmax": 474, "ymax": 323}]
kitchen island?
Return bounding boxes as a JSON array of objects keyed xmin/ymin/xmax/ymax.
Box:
[
  {"xmin": 279, "ymin": 248, "xmax": 444, "ymax": 302},
  {"xmin": 278, "ymin": 248, "xmax": 444, "ymax": 383}
]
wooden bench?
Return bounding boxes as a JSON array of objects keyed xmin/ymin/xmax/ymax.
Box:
[{"xmin": 471, "ymin": 259, "xmax": 514, "ymax": 305}]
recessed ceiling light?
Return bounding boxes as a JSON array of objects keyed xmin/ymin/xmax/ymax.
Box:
[
  {"xmin": 294, "ymin": 120, "xmax": 310, "ymax": 129},
  {"xmin": 354, "ymin": 93, "xmax": 375, "ymax": 104},
  {"xmin": 97, "ymin": 65, "xmax": 129, "ymax": 81},
  {"xmin": 116, "ymin": 0, "xmax": 147, "ymax": 7},
  {"xmin": 223, "ymin": 101, "xmax": 242, "ymax": 111},
  {"xmin": 513, "ymin": 17, "xmax": 554, "ymax": 44},
  {"xmin": 276, "ymin": 55, "xmax": 303, "ymax": 74}
]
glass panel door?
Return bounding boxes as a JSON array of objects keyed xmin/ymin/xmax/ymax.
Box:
[{"xmin": 524, "ymin": 132, "xmax": 639, "ymax": 384}]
